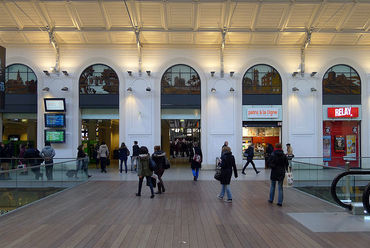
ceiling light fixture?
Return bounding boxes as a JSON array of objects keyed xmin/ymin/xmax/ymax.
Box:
[
  {"xmin": 62, "ymin": 71, "xmax": 68, "ymax": 76},
  {"xmin": 42, "ymin": 87, "xmax": 49, "ymax": 92},
  {"xmin": 61, "ymin": 87, "xmax": 68, "ymax": 91},
  {"xmin": 310, "ymin": 72, "xmax": 317, "ymax": 77},
  {"xmin": 292, "ymin": 87, "xmax": 299, "ymax": 92},
  {"xmin": 311, "ymin": 87, "xmax": 317, "ymax": 92},
  {"xmin": 229, "ymin": 87, "xmax": 235, "ymax": 92},
  {"xmin": 211, "ymin": 71, "xmax": 215, "ymax": 77},
  {"xmin": 211, "ymin": 88, "xmax": 216, "ymax": 93},
  {"xmin": 43, "ymin": 70, "xmax": 50, "ymax": 76},
  {"xmin": 230, "ymin": 71, "xmax": 234, "ymax": 77},
  {"xmin": 146, "ymin": 71, "xmax": 151, "ymax": 76},
  {"xmin": 127, "ymin": 71, "xmax": 132, "ymax": 76},
  {"xmin": 146, "ymin": 87, "xmax": 151, "ymax": 92},
  {"xmin": 127, "ymin": 87, "xmax": 133, "ymax": 92},
  {"xmin": 292, "ymin": 72, "xmax": 298, "ymax": 77}
]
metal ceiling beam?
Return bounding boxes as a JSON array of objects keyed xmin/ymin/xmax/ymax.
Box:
[
  {"xmin": 66, "ymin": 1, "xmax": 82, "ymax": 31},
  {"xmin": 161, "ymin": 0, "xmax": 169, "ymax": 30},
  {"xmin": 279, "ymin": 0, "xmax": 295, "ymax": 31},
  {"xmin": 336, "ymin": 2, "xmax": 356, "ymax": 31},
  {"xmin": 193, "ymin": 0, "xmax": 200, "ymax": 32},
  {"xmin": 98, "ymin": 0, "xmax": 112, "ymax": 31},
  {"xmin": 32, "ymin": 0, "xmax": 52, "ymax": 29},
  {"xmin": 250, "ymin": 2, "xmax": 261, "ymax": 31}
]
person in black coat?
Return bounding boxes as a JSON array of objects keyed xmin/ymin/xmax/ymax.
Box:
[
  {"xmin": 118, "ymin": 142, "xmax": 130, "ymax": 173},
  {"xmin": 152, "ymin": 145, "xmax": 166, "ymax": 194},
  {"xmin": 268, "ymin": 143, "xmax": 289, "ymax": 206},
  {"xmin": 217, "ymin": 146, "xmax": 238, "ymax": 203},
  {"xmin": 189, "ymin": 142, "xmax": 202, "ymax": 181},
  {"xmin": 24, "ymin": 143, "xmax": 43, "ymax": 180},
  {"xmin": 242, "ymin": 144, "xmax": 260, "ymax": 175}
]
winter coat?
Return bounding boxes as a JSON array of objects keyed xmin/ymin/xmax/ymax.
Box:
[
  {"xmin": 137, "ymin": 154, "xmax": 153, "ymax": 177},
  {"xmin": 77, "ymin": 149, "xmax": 86, "ymax": 158},
  {"xmin": 244, "ymin": 146, "xmax": 254, "ymax": 161},
  {"xmin": 190, "ymin": 146, "xmax": 202, "ymax": 169},
  {"xmin": 98, "ymin": 144, "xmax": 109, "ymax": 158},
  {"xmin": 268, "ymin": 149, "xmax": 289, "ymax": 181},
  {"xmin": 152, "ymin": 151, "xmax": 166, "ymax": 174},
  {"xmin": 24, "ymin": 148, "xmax": 43, "ymax": 166},
  {"xmin": 41, "ymin": 146, "xmax": 55, "ymax": 163},
  {"xmin": 0, "ymin": 145, "xmax": 11, "ymax": 163},
  {"xmin": 219, "ymin": 151, "xmax": 238, "ymax": 185},
  {"xmin": 119, "ymin": 147, "xmax": 129, "ymax": 160},
  {"xmin": 132, "ymin": 145, "xmax": 140, "ymax": 156}
]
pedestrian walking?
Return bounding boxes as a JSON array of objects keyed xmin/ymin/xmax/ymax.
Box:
[
  {"xmin": 119, "ymin": 142, "xmax": 130, "ymax": 173},
  {"xmin": 97, "ymin": 142, "xmax": 109, "ymax": 173},
  {"xmin": 242, "ymin": 144, "xmax": 260, "ymax": 175},
  {"xmin": 190, "ymin": 142, "xmax": 202, "ymax": 181},
  {"xmin": 217, "ymin": 146, "xmax": 238, "ymax": 203},
  {"xmin": 152, "ymin": 145, "xmax": 167, "ymax": 194},
  {"xmin": 136, "ymin": 146, "xmax": 154, "ymax": 198},
  {"xmin": 131, "ymin": 141, "xmax": 140, "ymax": 171},
  {"xmin": 41, "ymin": 141, "xmax": 55, "ymax": 180}
]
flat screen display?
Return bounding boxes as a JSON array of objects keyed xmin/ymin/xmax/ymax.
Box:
[
  {"xmin": 45, "ymin": 114, "xmax": 65, "ymax": 128},
  {"xmin": 44, "ymin": 98, "xmax": 66, "ymax": 112},
  {"xmin": 45, "ymin": 130, "xmax": 65, "ymax": 143}
]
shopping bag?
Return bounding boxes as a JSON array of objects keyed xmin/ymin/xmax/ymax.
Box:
[{"xmin": 284, "ymin": 172, "xmax": 294, "ymax": 186}]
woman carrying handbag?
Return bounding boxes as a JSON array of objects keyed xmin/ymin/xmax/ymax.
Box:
[{"xmin": 217, "ymin": 146, "xmax": 238, "ymax": 203}]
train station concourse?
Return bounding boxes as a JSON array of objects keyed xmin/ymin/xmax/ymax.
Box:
[{"xmin": 0, "ymin": 0, "xmax": 370, "ymax": 247}]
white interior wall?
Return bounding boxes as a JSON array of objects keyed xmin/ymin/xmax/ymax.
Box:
[{"xmin": 4, "ymin": 44, "xmax": 370, "ymax": 168}]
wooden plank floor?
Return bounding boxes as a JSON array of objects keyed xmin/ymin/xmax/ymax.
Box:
[{"xmin": 0, "ymin": 180, "xmax": 369, "ymax": 248}]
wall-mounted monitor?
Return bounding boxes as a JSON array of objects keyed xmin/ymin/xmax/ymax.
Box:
[
  {"xmin": 45, "ymin": 129, "xmax": 65, "ymax": 143},
  {"xmin": 44, "ymin": 98, "xmax": 66, "ymax": 112},
  {"xmin": 45, "ymin": 114, "xmax": 66, "ymax": 128}
]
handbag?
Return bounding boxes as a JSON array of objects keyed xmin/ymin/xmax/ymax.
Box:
[
  {"xmin": 146, "ymin": 176, "xmax": 156, "ymax": 188},
  {"xmin": 193, "ymin": 148, "xmax": 201, "ymax": 163},
  {"xmin": 214, "ymin": 169, "xmax": 221, "ymax": 181},
  {"xmin": 284, "ymin": 169, "xmax": 294, "ymax": 186}
]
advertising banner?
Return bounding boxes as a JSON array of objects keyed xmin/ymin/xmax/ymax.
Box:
[
  {"xmin": 0, "ymin": 46, "xmax": 5, "ymax": 110},
  {"xmin": 327, "ymin": 107, "xmax": 359, "ymax": 118},
  {"xmin": 246, "ymin": 108, "xmax": 279, "ymax": 119},
  {"xmin": 323, "ymin": 136, "xmax": 331, "ymax": 161},
  {"xmin": 346, "ymin": 135, "xmax": 356, "ymax": 157},
  {"xmin": 334, "ymin": 136, "xmax": 345, "ymax": 152}
]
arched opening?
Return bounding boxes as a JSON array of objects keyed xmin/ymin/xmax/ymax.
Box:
[
  {"xmin": 79, "ymin": 64, "xmax": 120, "ymax": 168},
  {"xmin": 2, "ymin": 64, "xmax": 38, "ymax": 155},
  {"xmin": 322, "ymin": 64, "xmax": 361, "ymax": 168},
  {"xmin": 161, "ymin": 64, "xmax": 201, "ymax": 167},
  {"xmin": 242, "ymin": 64, "xmax": 282, "ymax": 168}
]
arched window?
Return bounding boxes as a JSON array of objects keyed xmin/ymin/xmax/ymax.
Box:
[
  {"xmin": 5, "ymin": 64, "xmax": 37, "ymax": 94},
  {"xmin": 79, "ymin": 64, "xmax": 119, "ymax": 94},
  {"xmin": 161, "ymin": 64, "xmax": 200, "ymax": 95},
  {"xmin": 323, "ymin": 64, "xmax": 360, "ymax": 95},
  {"xmin": 242, "ymin": 64, "xmax": 282, "ymax": 95}
]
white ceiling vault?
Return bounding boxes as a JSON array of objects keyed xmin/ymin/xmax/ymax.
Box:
[{"xmin": 0, "ymin": 0, "xmax": 370, "ymax": 46}]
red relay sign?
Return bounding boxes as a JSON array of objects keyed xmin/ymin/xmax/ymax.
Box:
[{"xmin": 328, "ymin": 107, "xmax": 359, "ymax": 118}]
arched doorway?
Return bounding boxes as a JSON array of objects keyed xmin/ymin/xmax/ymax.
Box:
[{"xmin": 161, "ymin": 64, "xmax": 201, "ymax": 167}]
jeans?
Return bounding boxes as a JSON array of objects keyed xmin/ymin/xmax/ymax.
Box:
[
  {"xmin": 269, "ymin": 180, "xmax": 284, "ymax": 204},
  {"xmin": 120, "ymin": 159, "xmax": 128, "ymax": 173},
  {"xmin": 192, "ymin": 168, "xmax": 199, "ymax": 178},
  {"xmin": 243, "ymin": 160, "xmax": 258, "ymax": 173},
  {"xmin": 138, "ymin": 176, "xmax": 154, "ymax": 195},
  {"xmin": 100, "ymin": 157, "xmax": 107, "ymax": 172},
  {"xmin": 219, "ymin": 184, "xmax": 232, "ymax": 200}
]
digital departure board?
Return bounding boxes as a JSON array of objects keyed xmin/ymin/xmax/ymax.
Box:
[
  {"xmin": 44, "ymin": 98, "xmax": 66, "ymax": 112},
  {"xmin": 45, "ymin": 114, "xmax": 65, "ymax": 128},
  {"xmin": 45, "ymin": 130, "xmax": 65, "ymax": 143}
]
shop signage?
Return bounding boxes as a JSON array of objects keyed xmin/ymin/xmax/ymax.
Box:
[
  {"xmin": 327, "ymin": 107, "xmax": 359, "ymax": 118},
  {"xmin": 247, "ymin": 108, "xmax": 279, "ymax": 119}
]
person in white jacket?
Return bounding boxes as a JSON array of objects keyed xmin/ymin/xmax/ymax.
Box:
[{"xmin": 97, "ymin": 142, "xmax": 109, "ymax": 173}]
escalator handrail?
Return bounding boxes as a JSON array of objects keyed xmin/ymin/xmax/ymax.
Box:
[
  {"xmin": 331, "ymin": 170, "xmax": 370, "ymax": 211},
  {"xmin": 362, "ymin": 182, "xmax": 370, "ymax": 214}
]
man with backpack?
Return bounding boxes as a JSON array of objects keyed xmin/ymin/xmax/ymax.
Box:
[{"xmin": 242, "ymin": 144, "xmax": 260, "ymax": 175}]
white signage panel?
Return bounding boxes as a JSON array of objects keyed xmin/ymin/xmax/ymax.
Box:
[{"xmin": 247, "ymin": 108, "xmax": 279, "ymax": 119}]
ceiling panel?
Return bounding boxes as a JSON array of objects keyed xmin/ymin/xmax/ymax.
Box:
[
  {"xmin": 199, "ymin": 3, "xmax": 223, "ymax": 28},
  {"xmin": 24, "ymin": 32, "xmax": 49, "ymax": 43},
  {"xmin": 84, "ymin": 32, "xmax": 111, "ymax": 43},
  {"xmin": 167, "ymin": 2, "xmax": 193, "ymax": 28},
  {"xmin": 255, "ymin": 4, "xmax": 288, "ymax": 29},
  {"xmin": 44, "ymin": 2, "xmax": 74, "ymax": 27},
  {"xmin": 342, "ymin": 4, "xmax": 370, "ymax": 30},
  {"xmin": 0, "ymin": 32, "xmax": 27, "ymax": 43},
  {"xmin": 331, "ymin": 33, "xmax": 360, "ymax": 45},
  {"xmin": 314, "ymin": 3, "xmax": 352, "ymax": 29},
  {"xmin": 0, "ymin": 5, "xmax": 17, "ymax": 27},
  {"xmin": 226, "ymin": 32, "xmax": 251, "ymax": 44},
  {"xmin": 278, "ymin": 32, "xmax": 305, "ymax": 45},
  {"xmin": 286, "ymin": 4, "xmax": 317, "ymax": 29},
  {"xmin": 169, "ymin": 32, "xmax": 193, "ymax": 44},
  {"xmin": 229, "ymin": 3, "xmax": 257, "ymax": 28},
  {"xmin": 103, "ymin": 2, "xmax": 131, "ymax": 27},
  {"xmin": 6, "ymin": 2, "xmax": 43, "ymax": 27},
  {"xmin": 141, "ymin": 31, "xmax": 167, "ymax": 44},
  {"xmin": 56, "ymin": 32, "xmax": 84, "ymax": 43},
  {"xmin": 310, "ymin": 33, "xmax": 335, "ymax": 45},
  {"xmin": 195, "ymin": 32, "xmax": 221, "ymax": 44},
  {"xmin": 140, "ymin": 2, "xmax": 163, "ymax": 28},
  {"xmin": 110, "ymin": 32, "xmax": 136, "ymax": 44},
  {"xmin": 73, "ymin": 2, "xmax": 105, "ymax": 27},
  {"xmin": 251, "ymin": 33, "xmax": 278, "ymax": 45},
  {"xmin": 357, "ymin": 34, "xmax": 370, "ymax": 45}
]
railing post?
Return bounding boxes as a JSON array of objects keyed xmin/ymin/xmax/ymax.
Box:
[{"xmin": 345, "ymin": 162, "xmax": 351, "ymax": 202}]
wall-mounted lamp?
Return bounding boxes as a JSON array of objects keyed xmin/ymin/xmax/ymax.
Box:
[
  {"xmin": 211, "ymin": 71, "xmax": 215, "ymax": 77},
  {"xmin": 42, "ymin": 87, "xmax": 49, "ymax": 92},
  {"xmin": 311, "ymin": 87, "xmax": 317, "ymax": 92},
  {"xmin": 127, "ymin": 71, "xmax": 132, "ymax": 76},
  {"xmin": 146, "ymin": 71, "xmax": 151, "ymax": 76},
  {"xmin": 146, "ymin": 87, "xmax": 151, "ymax": 92},
  {"xmin": 310, "ymin": 72, "xmax": 317, "ymax": 77},
  {"xmin": 229, "ymin": 87, "xmax": 235, "ymax": 92},
  {"xmin": 292, "ymin": 87, "xmax": 299, "ymax": 92},
  {"xmin": 61, "ymin": 87, "xmax": 68, "ymax": 91},
  {"xmin": 211, "ymin": 88, "xmax": 216, "ymax": 93},
  {"xmin": 43, "ymin": 70, "xmax": 50, "ymax": 76},
  {"xmin": 127, "ymin": 87, "xmax": 133, "ymax": 92},
  {"xmin": 230, "ymin": 71, "xmax": 234, "ymax": 77},
  {"xmin": 292, "ymin": 72, "xmax": 298, "ymax": 77},
  {"xmin": 62, "ymin": 71, "xmax": 69, "ymax": 76}
]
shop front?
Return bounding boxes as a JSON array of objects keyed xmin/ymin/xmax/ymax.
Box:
[
  {"xmin": 323, "ymin": 106, "xmax": 361, "ymax": 168},
  {"xmin": 242, "ymin": 106, "xmax": 282, "ymax": 160}
]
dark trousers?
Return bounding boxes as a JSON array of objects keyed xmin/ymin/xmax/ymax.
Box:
[
  {"xmin": 31, "ymin": 167, "xmax": 42, "ymax": 180},
  {"xmin": 243, "ymin": 160, "xmax": 258, "ymax": 173},
  {"xmin": 138, "ymin": 176, "xmax": 154, "ymax": 195},
  {"xmin": 100, "ymin": 157, "xmax": 107, "ymax": 172},
  {"xmin": 45, "ymin": 160, "xmax": 53, "ymax": 180},
  {"xmin": 119, "ymin": 159, "xmax": 128, "ymax": 173},
  {"xmin": 155, "ymin": 168, "xmax": 165, "ymax": 193}
]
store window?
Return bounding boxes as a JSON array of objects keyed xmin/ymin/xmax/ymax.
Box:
[
  {"xmin": 79, "ymin": 64, "xmax": 119, "ymax": 94},
  {"xmin": 242, "ymin": 64, "xmax": 282, "ymax": 95},
  {"xmin": 161, "ymin": 64, "xmax": 200, "ymax": 95},
  {"xmin": 5, "ymin": 64, "xmax": 37, "ymax": 94},
  {"xmin": 323, "ymin": 64, "xmax": 360, "ymax": 95}
]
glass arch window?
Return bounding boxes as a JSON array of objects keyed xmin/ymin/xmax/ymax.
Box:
[
  {"xmin": 242, "ymin": 64, "xmax": 282, "ymax": 95},
  {"xmin": 5, "ymin": 64, "xmax": 37, "ymax": 94},
  {"xmin": 161, "ymin": 64, "xmax": 200, "ymax": 95},
  {"xmin": 323, "ymin": 64, "xmax": 360, "ymax": 95},
  {"xmin": 79, "ymin": 64, "xmax": 119, "ymax": 94}
]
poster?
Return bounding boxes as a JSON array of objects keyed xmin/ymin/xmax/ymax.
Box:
[
  {"xmin": 334, "ymin": 136, "xmax": 345, "ymax": 152},
  {"xmin": 346, "ymin": 135, "xmax": 356, "ymax": 157},
  {"xmin": 323, "ymin": 136, "xmax": 331, "ymax": 161}
]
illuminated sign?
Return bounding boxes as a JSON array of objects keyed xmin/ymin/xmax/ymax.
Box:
[
  {"xmin": 247, "ymin": 108, "xmax": 279, "ymax": 119},
  {"xmin": 327, "ymin": 107, "xmax": 359, "ymax": 118}
]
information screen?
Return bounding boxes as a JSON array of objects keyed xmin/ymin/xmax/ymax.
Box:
[
  {"xmin": 45, "ymin": 114, "xmax": 65, "ymax": 128},
  {"xmin": 44, "ymin": 98, "xmax": 66, "ymax": 112},
  {"xmin": 45, "ymin": 130, "xmax": 65, "ymax": 143}
]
